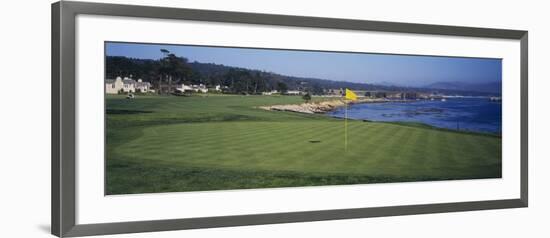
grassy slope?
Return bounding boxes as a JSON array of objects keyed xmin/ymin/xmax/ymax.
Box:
[{"xmin": 106, "ymin": 95, "xmax": 501, "ymax": 194}]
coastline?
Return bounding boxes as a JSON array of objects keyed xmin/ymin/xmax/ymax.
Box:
[
  {"xmin": 258, "ymin": 98, "xmax": 407, "ymax": 114},
  {"xmin": 258, "ymin": 97, "xmax": 502, "ymax": 135}
]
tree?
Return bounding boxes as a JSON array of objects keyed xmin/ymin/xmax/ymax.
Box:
[
  {"xmin": 224, "ymin": 69, "xmax": 258, "ymax": 94},
  {"xmin": 277, "ymin": 82, "xmax": 288, "ymax": 94},
  {"xmin": 251, "ymin": 72, "xmax": 267, "ymax": 94},
  {"xmin": 302, "ymin": 92, "xmax": 312, "ymax": 103},
  {"xmin": 158, "ymin": 50, "xmax": 192, "ymax": 94},
  {"xmin": 158, "ymin": 49, "xmax": 171, "ymax": 94}
]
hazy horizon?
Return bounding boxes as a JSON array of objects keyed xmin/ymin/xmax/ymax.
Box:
[{"xmin": 106, "ymin": 42, "xmax": 502, "ymax": 87}]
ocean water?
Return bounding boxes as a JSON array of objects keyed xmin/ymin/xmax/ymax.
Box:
[{"xmin": 329, "ymin": 98, "xmax": 502, "ymax": 134}]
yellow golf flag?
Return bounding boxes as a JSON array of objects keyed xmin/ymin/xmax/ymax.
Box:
[{"xmin": 345, "ymin": 88, "xmax": 358, "ymax": 101}]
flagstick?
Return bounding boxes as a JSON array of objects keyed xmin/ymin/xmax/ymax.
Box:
[{"xmin": 345, "ymin": 100, "xmax": 348, "ymax": 152}]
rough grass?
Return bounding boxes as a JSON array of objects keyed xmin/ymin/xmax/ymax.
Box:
[{"xmin": 106, "ymin": 94, "xmax": 501, "ymax": 194}]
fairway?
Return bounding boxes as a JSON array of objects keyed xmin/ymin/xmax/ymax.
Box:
[{"xmin": 106, "ymin": 95, "xmax": 501, "ymax": 194}]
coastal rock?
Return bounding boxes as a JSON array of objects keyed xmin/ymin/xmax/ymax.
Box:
[{"xmin": 259, "ymin": 98, "xmax": 389, "ymax": 114}]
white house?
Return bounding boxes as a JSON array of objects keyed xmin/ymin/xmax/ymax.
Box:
[
  {"xmin": 194, "ymin": 84, "xmax": 208, "ymax": 93},
  {"xmin": 135, "ymin": 79, "xmax": 151, "ymax": 93},
  {"xmin": 106, "ymin": 77, "xmax": 124, "ymax": 94},
  {"xmin": 176, "ymin": 83, "xmax": 209, "ymax": 93},
  {"xmin": 209, "ymin": 85, "xmax": 222, "ymax": 92},
  {"xmin": 176, "ymin": 84, "xmax": 193, "ymax": 93},
  {"xmin": 105, "ymin": 77, "xmax": 130, "ymax": 94},
  {"xmin": 262, "ymin": 90, "xmax": 279, "ymax": 95},
  {"xmin": 105, "ymin": 77, "xmax": 151, "ymax": 94},
  {"xmin": 285, "ymin": 90, "xmax": 302, "ymax": 95}
]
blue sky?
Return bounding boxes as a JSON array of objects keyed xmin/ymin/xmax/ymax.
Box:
[{"xmin": 106, "ymin": 42, "xmax": 502, "ymax": 87}]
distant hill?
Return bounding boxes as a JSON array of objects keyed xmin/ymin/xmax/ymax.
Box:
[
  {"xmin": 425, "ymin": 81, "xmax": 501, "ymax": 94},
  {"xmin": 183, "ymin": 61, "xmax": 439, "ymax": 93},
  {"xmin": 106, "ymin": 56, "xmax": 418, "ymax": 94}
]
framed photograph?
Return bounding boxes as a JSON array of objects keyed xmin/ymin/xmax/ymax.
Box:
[{"xmin": 52, "ymin": 1, "xmax": 528, "ymax": 237}]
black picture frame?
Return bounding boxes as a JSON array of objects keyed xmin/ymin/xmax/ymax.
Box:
[{"xmin": 52, "ymin": 1, "xmax": 528, "ymax": 237}]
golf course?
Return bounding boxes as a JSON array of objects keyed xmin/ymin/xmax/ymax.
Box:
[{"xmin": 106, "ymin": 94, "xmax": 502, "ymax": 195}]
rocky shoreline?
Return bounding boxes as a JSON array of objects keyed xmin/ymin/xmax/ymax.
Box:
[{"xmin": 258, "ymin": 98, "xmax": 394, "ymax": 114}]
